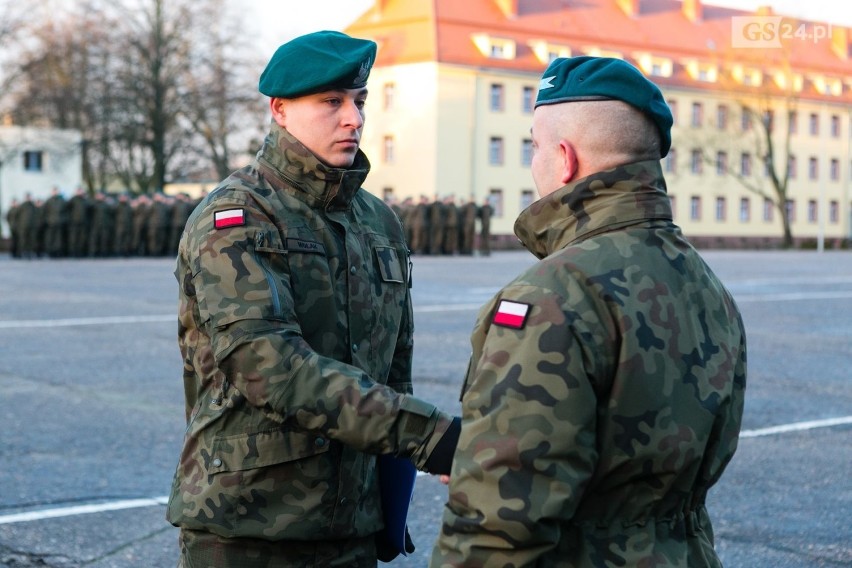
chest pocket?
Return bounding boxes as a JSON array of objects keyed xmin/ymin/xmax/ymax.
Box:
[{"xmin": 374, "ymin": 245, "xmax": 405, "ymax": 284}]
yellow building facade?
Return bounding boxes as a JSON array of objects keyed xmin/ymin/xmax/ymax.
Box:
[{"xmin": 349, "ymin": 0, "xmax": 852, "ymax": 247}]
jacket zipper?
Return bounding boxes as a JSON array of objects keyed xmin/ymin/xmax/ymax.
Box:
[{"xmin": 254, "ymin": 231, "xmax": 283, "ymax": 318}]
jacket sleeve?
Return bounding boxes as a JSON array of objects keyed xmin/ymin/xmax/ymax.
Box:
[
  {"xmin": 185, "ymin": 194, "xmax": 452, "ymax": 469},
  {"xmin": 431, "ymin": 284, "xmax": 601, "ymax": 566}
]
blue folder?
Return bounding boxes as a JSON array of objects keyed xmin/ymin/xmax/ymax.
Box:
[{"xmin": 378, "ymin": 454, "xmax": 417, "ymax": 556}]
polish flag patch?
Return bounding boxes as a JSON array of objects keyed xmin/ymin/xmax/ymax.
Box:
[
  {"xmin": 214, "ymin": 208, "xmax": 245, "ymax": 229},
  {"xmin": 492, "ymin": 300, "xmax": 531, "ymax": 330}
]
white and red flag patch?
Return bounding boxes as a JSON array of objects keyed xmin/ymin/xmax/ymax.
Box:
[
  {"xmin": 213, "ymin": 208, "xmax": 245, "ymax": 229},
  {"xmin": 492, "ymin": 300, "xmax": 531, "ymax": 330}
]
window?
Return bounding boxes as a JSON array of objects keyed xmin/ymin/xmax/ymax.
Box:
[
  {"xmin": 739, "ymin": 197, "xmax": 750, "ymax": 222},
  {"xmin": 690, "ymin": 196, "xmax": 701, "ymax": 220},
  {"xmin": 717, "ymin": 105, "xmax": 728, "ymax": 129},
  {"xmin": 715, "ymin": 197, "xmax": 726, "ymax": 221},
  {"xmin": 522, "ymin": 86, "xmax": 535, "ymax": 113},
  {"xmin": 807, "ymin": 199, "xmax": 818, "ymax": 223},
  {"xmin": 741, "ymin": 110, "xmax": 752, "ymax": 131},
  {"xmin": 489, "ymin": 189, "xmax": 504, "ymax": 217},
  {"xmin": 788, "ymin": 110, "xmax": 798, "ymax": 135},
  {"xmin": 520, "ymin": 189, "xmax": 535, "ymax": 210},
  {"xmin": 383, "ymin": 135, "xmax": 395, "ymax": 164},
  {"xmin": 763, "ymin": 198, "xmax": 774, "ymax": 222},
  {"xmin": 716, "ymin": 151, "xmax": 728, "ymax": 175},
  {"xmin": 786, "ymin": 199, "xmax": 795, "ymax": 222},
  {"xmin": 23, "ymin": 151, "xmax": 43, "ymax": 172},
  {"xmin": 809, "ymin": 156, "xmax": 818, "ymax": 180},
  {"xmin": 741, "ymin": 152, "xmax": 752, "ymax": 176},
  {"xmin": 830, "ymin": 158, "xmax": 840, "ymax": 181},
  {"xmin": 809, "ymin": 113, "xmax": 819, "ymax": 136},
  {"xmin": 489, "ymin": 137, "xmax": 504, "ymax": 165},
  {"xmin": 521, "ymin": 138, "xmax": 533, "ymax": 166},
  {"xmin": 788, "ymin": 155, "xmax": 797, "ymax": 179},
  {"xmin": 831, "ymin": 115, "xmax": 840, "ymax": 138},
  {"xmin": 830, "ymin": 200, "xmax": 839, "ymax": 223},
  {"xmin": 490, "ymin": 84, "xmax": 505, "ymax": 111},
  {"xmin": 668, "ymin": 100, "xmax": 678, "ymax": 125},
  {"xmin": 691, "ymin": 149, "xmax": 703, "ymax": 174},
  {"xmin": 691, "ymin": 102, "xmax": 703, "ymax": 127},
  {"xmin": 473, "ymin": 34, "xmax": 516, "ymax": 60},
  {"xmin": 383, "ymin": 82, "xmax": 396, "ymax": 111},
  {"xmin": 665, "ymin": 148, "xmax": 677, "ymax": 173}
]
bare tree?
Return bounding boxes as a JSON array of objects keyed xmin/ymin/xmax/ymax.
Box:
[
  {"xmin": 175, "ymin": 0, "xmax": 266, "ymax": 181},
  {"xmin": 4, "ymin": 0, "xmax": 266, "ymax": 194},
  {"xmin": 685, "ymin": 48, "xmax": 799, "ymax": 248},
  {"xmin": 0, "ymin": 0, "xmax": 29, "ymax": 102}
]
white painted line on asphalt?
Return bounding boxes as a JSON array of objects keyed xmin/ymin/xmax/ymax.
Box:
[
  {"xmin": 0, "ymin": 305, "xmax": 487, "ymax": 328},
  {"xmin": 0, "ymin": 315, "xmax": 174, "ymax": 328},
  {"xmin": 2, "ymin": 416, "xmax": 850, "ymax": 525},
  {"xmin": 414, "ymin": 303, "xmax": 482, "ymax": 313},
  {"xmin": 734, "ymin": 291, "xmax": 852, "ymax": 302},
  {"xmin": 740, "ymin": 416, "xmax": 852, "ymax": 438},
  {"xmin": 0, "ymin": 496, "xmax": 169, "ymax": 525}
]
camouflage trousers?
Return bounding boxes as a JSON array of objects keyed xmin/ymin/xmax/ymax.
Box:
[{"xmin": 178, "ymin": 529, "xmax": 378, "ymax": 568}]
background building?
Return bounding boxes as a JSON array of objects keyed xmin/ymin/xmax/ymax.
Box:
[
  {"xmin": 0, "ymin": 125, "xmax": 83, "ymax": 238},
  {"xmin": 347, "ymin": 0, "xmax": 852, "ymax": 248}
]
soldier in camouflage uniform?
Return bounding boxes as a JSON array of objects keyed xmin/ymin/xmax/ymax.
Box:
[
  {"xmin": 167, "ymin": 31, "xmax": 460, "ymax": 568},
  {"xmin": 431, "ymin": 57, "xmax": 747, "ymax": 567}
]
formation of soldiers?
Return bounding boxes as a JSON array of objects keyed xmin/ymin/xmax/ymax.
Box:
[
  {"xmin": 4, "ymin": 186, "xmax": 202, "ymax": 259},
  {"xmin": 4, "ymin": 187, "xmax": 495, "ymax": 259},
  {"xmin": 390, "ymin": 195, "xmax": 493, "ymax": 256}
]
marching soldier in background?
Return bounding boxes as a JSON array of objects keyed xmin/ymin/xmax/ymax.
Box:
[
  {"xmin": 6, "ymin": 198, "xmax": 21, "ymax": 258},
  {"xmin": 442, "ymin": 195, "xmax": 459, "ymax": 255},
  {"xmin": 43, "ymin": 186, "xmax": 68, "ymax": 258},
  {"xmin": 459, "ymin": 198, "xmax": 477, "ymax": 255},
  {"xmin": 410, "ymin": 194, "xmax": 430, "ymax": 255},
  {"xmin": 131, "ymin": 194, "xmax": 151, "ymax": 256},
  {"xmin": 67, "ymin": 187, "xmax": 91, "ymax": 257},
  {"xmin": 428, "ymin": 195, "xmax": 445, "ymax": 255},
  {"xmin": 146, "ymin": 192, "xmax": 171, "ymax": 257},
  {"xmin": 113, "ymin": 194, "xmax": 134, "ymax": 257},
  {"xmin": 478, "ymin": 196, "xmax": 492, "ymax": 256},
  {"xmin": 169, "ymin": 193, "xmax": 193, "ymax": 257},
  {"xmin": 88, "ymin": 192, "xmax": 115, "ymax": 257}
]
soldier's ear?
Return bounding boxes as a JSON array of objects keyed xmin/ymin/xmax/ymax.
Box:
[
  {"xmin": 270, "ymin": 98, "xmax": 287, "ymax": 127},
  {"xmin": 559, "ymin": 139, "xmax": 579, "ymax": 184}
]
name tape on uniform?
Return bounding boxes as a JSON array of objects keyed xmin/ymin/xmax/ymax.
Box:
[{"xmin": 492, "ymin": 300, "xmax": 530, "ymax": 330}]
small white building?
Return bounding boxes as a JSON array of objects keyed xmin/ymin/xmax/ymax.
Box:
[{"xmin": 0, "ymin": 125, "xmax": 83, "ymax": 238}]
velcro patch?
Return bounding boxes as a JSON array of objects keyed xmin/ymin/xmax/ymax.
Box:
[
  {"xmin": 214, "ymin": 208, "xmax": 245, "ymax": 229},
  {"xmin": 375, "ymin": 246, "xmax": 404, "ymax": 283},
  {"xmin": 492, "ymin": 300, "xmax": 531, "ymax": 330}
]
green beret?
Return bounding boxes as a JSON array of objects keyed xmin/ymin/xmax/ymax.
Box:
[
  {"xmin": 535, "ymin": 56, "xmax": 673, "ymax": 158},
  {"xmin": 259, "ymin": 30, "xmax": 377, "ymax": 98}
]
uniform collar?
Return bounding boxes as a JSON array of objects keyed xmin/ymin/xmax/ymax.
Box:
[
  {"xmin": 514, "ymin": 160, "xmax": 673, "ymax": 259},
  {"xmin": 256, "ymin": 122, "xmax": 370, "ymax": 210}
]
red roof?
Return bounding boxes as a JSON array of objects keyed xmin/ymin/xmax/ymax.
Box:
[{"xmin": 347, "ymin": 0, "xmax": 852, "ymax": 103}]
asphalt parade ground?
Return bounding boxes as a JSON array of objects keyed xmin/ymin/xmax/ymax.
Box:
[{"xmin": 1, "ymin": 249, "xmax": 851, "ymax": 567}]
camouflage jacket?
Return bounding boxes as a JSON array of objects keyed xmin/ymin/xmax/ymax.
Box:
[
  {"xmin": 167, "ymin": 123, "xmax": 455, "ymax": 541},
  {"xmin": 431, "ymin": 160, "xmax": 747, "ymax": 567}
]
